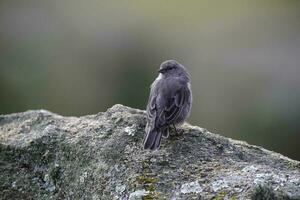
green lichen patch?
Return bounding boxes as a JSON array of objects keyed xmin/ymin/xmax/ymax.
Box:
[{"xmin": 212, "ymin": 190, "xmax": 226, "ymax": 200}]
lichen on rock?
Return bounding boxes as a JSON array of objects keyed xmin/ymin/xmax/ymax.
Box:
[{"xmin": 0, "ymin": 104, "xmax": 299, "ymax": 199}]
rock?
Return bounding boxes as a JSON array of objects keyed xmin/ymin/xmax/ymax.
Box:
[{"xmin": 0, "ymin": 104, "xmax": 299, "ymax": 200}]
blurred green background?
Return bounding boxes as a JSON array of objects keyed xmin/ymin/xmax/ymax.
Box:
[{"xmin": 0, "ymin": 1, "xmax": 299, "ymax": 160}]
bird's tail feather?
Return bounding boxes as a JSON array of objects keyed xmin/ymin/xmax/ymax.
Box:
[{"xmin": 143, "ymin": 128, "xmax": 163, "ymax": 150}]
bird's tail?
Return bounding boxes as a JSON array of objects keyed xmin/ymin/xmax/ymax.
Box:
[{"xmin": 143, "ymin": 127, "xmax": 165, "ymax": 150}]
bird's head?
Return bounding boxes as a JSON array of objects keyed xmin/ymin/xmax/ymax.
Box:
[{"xmin": 158, "ymin": 60, "xmax": 190, "ymax": 80}]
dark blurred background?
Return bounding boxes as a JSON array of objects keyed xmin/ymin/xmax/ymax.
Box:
[{"xmin": 0, "ymin": 1, "xmax": 299, "ymax": 160}]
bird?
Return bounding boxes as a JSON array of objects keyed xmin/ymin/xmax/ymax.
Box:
[{"xmin": 143, "ymin": 60, "xmax": 192, "ymax": 150}]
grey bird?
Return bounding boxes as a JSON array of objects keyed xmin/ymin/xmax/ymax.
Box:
[{"xmin": 143, "ymin": 60, "xmax": 192, "ymax": 150}]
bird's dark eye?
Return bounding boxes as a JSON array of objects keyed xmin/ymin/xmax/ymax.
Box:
[
  {"xmin": 158, "ymin": 66, "xmax": 176, "ymax": 73},
  {"xmin": 166, "ymin": 66, "xmax": 175, "ymax": 71}
]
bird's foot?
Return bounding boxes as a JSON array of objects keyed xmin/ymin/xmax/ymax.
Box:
[{"xmin": 169, "ymin": 124, "xmax": 184, "ymax": 137}]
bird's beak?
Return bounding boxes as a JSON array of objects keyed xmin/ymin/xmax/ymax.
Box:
[{"xmin": 158, "ymin": 68, "xmax": 164, "ymax": 73}]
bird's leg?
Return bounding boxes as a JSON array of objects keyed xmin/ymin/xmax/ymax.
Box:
[
  {"xmin": 170, "ymin": 124, "xmax": 185, "ymax": 137},
  {"xmin": 170, "ymin": 124, "xmax": 184, "ymax": 138},
  {"xmin": 173, "ymin": 124, "xmax": 178, "ymax": 134},
  {"xmin": 169, "ymin": 124, "xmax": 182, "ymax": 138}
]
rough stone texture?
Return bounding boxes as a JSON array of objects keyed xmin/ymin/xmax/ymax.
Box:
[{"xmin": 0, "ymin": 104, "xmax": 299, "ymax": 200}]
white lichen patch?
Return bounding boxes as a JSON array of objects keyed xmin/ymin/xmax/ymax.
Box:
[
  {"xmin": 129, "ymin": 190, "xmax": 149, "ymax": 200},
  {"xmin": 211, "ymin": 179, "xmax": 229, "ymax": 192},
  {"xmin": 242, "ymin": 165, "xmax": 259, "ymax": 173},
  {"xmin": 115, "ymin": 184, "xmax": 126, "ymax": 194},
  {"xmin": 208, "ymin": 164, "xmax": 300, "ymax": 196},
  {"xmin": 180, "ymin": 181, "xmax": 202, "ymax": 194},
  {"xmin": 43, "ymin": 125, "xmax": 57, "ymax": 134},
  {"xmin": 11, "ymin": 181, "xmax": 16, "ymax": 188},
  {"xmin": 124, "ymin": 125, "xmax": 136, "ymax": 136},
  {"xmin": 43, "ymin": 174, "xmax": 56, "ymax": 192},
  {"xmin": 80, "ymin": 171, "xmax": 88, "ymax": 183}
]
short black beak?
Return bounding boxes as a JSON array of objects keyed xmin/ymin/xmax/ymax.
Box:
[{"xmin": 158, "ymin": 68, "xmax": 164, "ymax": 73}]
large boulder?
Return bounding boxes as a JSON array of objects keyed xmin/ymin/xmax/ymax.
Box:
[{"xmin": 0, "ymin": 104, "xmax": 299, "ymax": 199}]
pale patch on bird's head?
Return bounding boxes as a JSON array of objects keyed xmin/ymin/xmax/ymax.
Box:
[{"xmin": 156, "ymin": 73, "xmax": 163, "ymax": 80}]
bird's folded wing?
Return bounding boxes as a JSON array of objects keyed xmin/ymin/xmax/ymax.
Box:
[
  {"xmin": 157, "ymin": 86, "xmax": 188, "ymax": 126},
  {"xmin": 147, "ymin": 95, "xmax": 156, "ymax": 119}
]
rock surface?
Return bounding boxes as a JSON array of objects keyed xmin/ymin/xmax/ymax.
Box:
[{"xmin": 0, "ymin": 104, "xmax": 299, "ymax": 200}]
